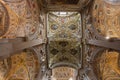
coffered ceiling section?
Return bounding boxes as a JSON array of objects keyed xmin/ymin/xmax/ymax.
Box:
[
  {"xmin": 39, "ymin": 0, "xmax": 91, "ymax": 11},
  {"xmin": 47, "ymin": 12, "xmax": 81, "ymax": 69}
]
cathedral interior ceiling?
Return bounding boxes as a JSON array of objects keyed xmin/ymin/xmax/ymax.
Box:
[
  {"xmin": 47, "ymin": 12, "xmax": 81, "ymax": 69},
  {"xmin": 0, "ymin": 0, "xmax": 46, "ymax": 80},
  {"xmin": 92, "ymin": 0, "xmax": 120, "ymax": 39},
  {"xmin": 93, "ymin": 51, "xmax": 120, "ymax": 79},
  {"xmin": 0, "ymin": 0, "xmax": 45, "ymax": 40},
  {"xmin": 0, "ymin": 0, "xmax": 120, "ymax": 80},
  {"xmin": 86, "ymin": 0, "xmax": 120, "ymax": 79},
  {"xmin": 0, "ymin": 50, "xmax": 40, "ymax": 80}
]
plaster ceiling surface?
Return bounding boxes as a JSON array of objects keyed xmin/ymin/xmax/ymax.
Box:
[
  {"xmin": 39, "ymin": 0, "xmax": 91, "ymax": 11},
  {"xmin": 47, "ymin": 12, "xmax": 82, "ymax": 69}
]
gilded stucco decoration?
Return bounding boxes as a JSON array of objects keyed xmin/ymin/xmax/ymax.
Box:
[
  {"xmin": 52, "ymin": 67, "xmax": 77, "ymax": 80},
  {"xmin": 0, "ymin": 0, "xmax": 45, "ymax": 40},
  {"xmin": 0, "ymin": 50, "xmax": 39, "ymax": 80},
  {"xmin": 0, "ymin": 0, "xmax": 46, "ymax": 80},
  {"xmin": 93, "ymin": 51, "xmax": 120, "ymax": 80},
  {"xmin": 92, "ymin": 0, "xmax": 120, "ymax": 38},
  {"xmin": 91, "ymin": 0, "xmax": 120, "ymax": 79},
  {"xmin": 48, "ymin": 12, "xmax": 81, "ymax": 69}
]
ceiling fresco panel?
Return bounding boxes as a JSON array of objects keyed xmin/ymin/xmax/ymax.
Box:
[
  {"xmin": 0, "ymin": 50, "xmax": 40, "ymax": 80},
  {"xmin": 0, "ymin": 0, "xmax": 46, "ymax": 80},
  {"xmin": 0, "ymin": 0, "xmax": 45, "ymax": 40},
  {"xmin": 91, "ymin": 0, "xmax": 120, "ymax": 79},
  {"xmin": 92, "ymin": 0, "xmax": 120, "ymax": 38},
  {"xmin": 93, "ymin": 51, "xmax": 120, "ymax": 80}
]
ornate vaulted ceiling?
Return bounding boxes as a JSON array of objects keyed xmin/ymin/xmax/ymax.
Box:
[
  {"xmin": 92, "ymin": 0, "xmax": 120, "ymax": 38},
  {"xmin": 93, "ymin": 51, "xmax": 120, "ymax": 79},
  {"xmin": 89, "ymin": 0, "xmax": 120, "ymax": 79},
  {"xmin": 47, "ymin": 12, "xmax": 81, "ymax": 69},
  {"xmin": 0, "ymin": 0, "xmax": 120, "ymax": 80},
  {"xmin": 83, "ymin": 0, "xmax": 120, "ymax": 79},
  {"xmin": 0, "ymin": 0, "xmax": 46, "ymax": 80},
  {"xmin": 0, "ymin": 50, "xmax": 40, "ymax": 80}
]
